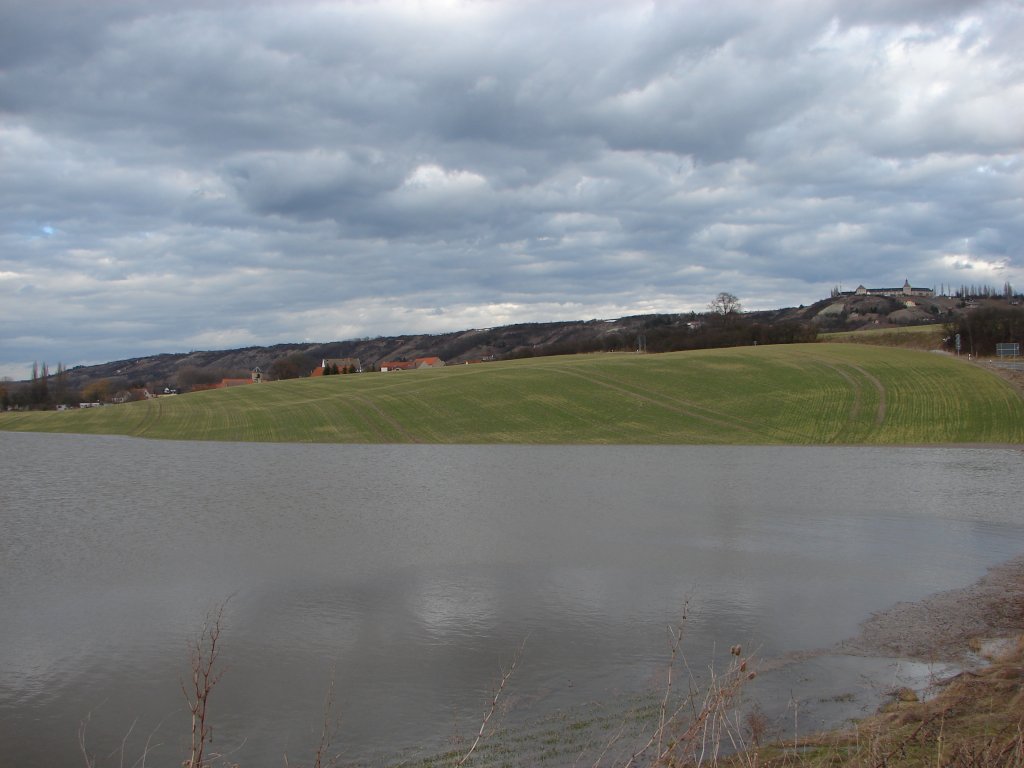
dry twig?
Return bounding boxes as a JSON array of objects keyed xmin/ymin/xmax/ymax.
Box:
[
  {"xmin": 181, "ymin": 602, "xmax": 228, "ymax": 768},
  {"xmin": 456, "ymin": 638, "xmax": 528, "ymax": 767}
]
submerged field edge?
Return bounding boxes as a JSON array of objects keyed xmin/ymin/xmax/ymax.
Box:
[{"xmin": 381, "ymin": 549, "xmax": 1024, "ymax": 767}]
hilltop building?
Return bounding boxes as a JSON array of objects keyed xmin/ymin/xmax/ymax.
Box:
[{"xmin": 832, "ymin": 279, "xmax": 934, "ymax": 299}]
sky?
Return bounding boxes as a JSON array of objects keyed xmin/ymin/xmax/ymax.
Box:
[{"xmin": 2, "ymin": 0, "xmax": 1023, "ymax": 379}]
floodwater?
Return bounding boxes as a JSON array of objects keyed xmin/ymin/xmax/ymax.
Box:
[{"xmin": 1, "ymin": 434, "xmax": 1022, "ymax": 766}]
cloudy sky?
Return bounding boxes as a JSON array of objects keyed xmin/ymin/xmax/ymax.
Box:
[{"xmin": 2, "ymin": 0, "xmax": 1022, "ymax": 378}]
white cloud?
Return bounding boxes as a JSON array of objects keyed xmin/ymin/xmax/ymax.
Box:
[
  {"xmin": 1, "ymin": 0, "xmax": 1022, "ymax": 375},
  {"xmin": 941, "ymin": 253, "xmax": 1011, "ymax": 273},
  {"xmin": 402, "ymin": 164, "xmax": 487, "ymax": 191}
]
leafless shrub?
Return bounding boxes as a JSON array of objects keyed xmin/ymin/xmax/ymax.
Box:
[
  {"xmin": 456, "ymin": 637, "xmax": 527, "ymax": 767},
  {"xmin": 310, "ymin": 673, "xmax": 340, "ymax": 768},
  {"xmin": 945, "ymin": 723, "xmax": 1024, "ymax": 768},
  {"xmin": 78, "ymin": 702, "xmax": 167, "ymax": 768},
  {"xmin": 182, "ymin": 603, "xmax": 228, "ymax": 768},
  {"xmin": 623, "ymin": 616, "xmax": 758, "ymax": 768},
  {"xmin": 449, "ymin": 707, "xmax": 466, "ymax": 749},
  {"xmin": 744, "ymin": 704, "xmax": 769, "ymax": 748},
  {"xmin": 284, "ymin": 669, "xmax": 343, "ymax": 768}
]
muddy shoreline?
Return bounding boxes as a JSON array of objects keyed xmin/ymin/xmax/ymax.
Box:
[{"xmin": 838, "ymin": 553, "xmax": 1024, "ymax": 664}]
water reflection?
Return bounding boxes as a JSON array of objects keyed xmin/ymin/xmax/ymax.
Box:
[{"xmin": 1, "ymin": 435, "xmax": 1022, "ymax": 766}]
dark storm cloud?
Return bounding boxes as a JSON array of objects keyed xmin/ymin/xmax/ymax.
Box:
[{"xmin": 1, "ymin": 0, "xmax": 1022, "ymax": 377}]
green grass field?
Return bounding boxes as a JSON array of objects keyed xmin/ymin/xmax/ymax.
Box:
[
  {"xmin": 2, "ymin": 344, "xmax": 1022, "ymax": 444},
  {"xmin": 819, "ymin": 323, "xmax": 945, "ymax": 349}
]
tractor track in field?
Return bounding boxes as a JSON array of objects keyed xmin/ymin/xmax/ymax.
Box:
[
  {"xmin": 846, "ymin": 361, "xmax": 888, "ymax": 425},
  {"xmin": 555, "ymin": 367, "xmax": 816, "ymax": 442},
  {"xmin": 132, "ymin": 397, "xmax": 162, "ymax": 436},
  {"xmin": 814, "ymin": 359, "xmax": 887, "ymax": 426},
  {"xmin": 556, "ymin": 367, "xmax": 759, "ymax": 437},
  {"xmin": 790, "ymin": 349, "xmax": 888, "ymax": 429},
  {"xmin": 819, "ymin": 360, "xmax": 864, "ymax": 423},
  {"xmin": 351, "ymin": 395, "xmax": 421, "ymax": 443}
]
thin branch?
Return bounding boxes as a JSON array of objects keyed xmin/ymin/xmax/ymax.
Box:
[
  {"xmin": 79, "ymin": 713, "xmax": 96, "ymax": 768},
  {"xmin": 182, "ymin": 601, "xmax": 229, "ymax": 768},
  {"xmin": 117, "ymin": 717, "xmax": 138, "ymax": 768},
  {"xmin": 456, "ymin": 638, "xmax": 527, "ymax": 767},
  {"xmin": 129, "ymin": 714, "xmax": 168, "ymax": 768},
  {"xmin": 313, "ymin": 667, "xmax": 340, "ymax": 768},
  {"xmin": 657, "ymin": 621, "xmax": 685, "ymax": 756},
  {"xmin": 588, "ymin": 720, "xmax": 628, "ymax": 768}
]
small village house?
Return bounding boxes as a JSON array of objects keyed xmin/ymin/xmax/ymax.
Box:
[
  {"xmin": 312, "ymin": 358, "xmax": 362, "ymax": 375},
  {"xmin": 379, "ymin": 357, "xmax": 447, "ymax": 372},
  {"xmin": 414, "ymin": 357, "xmax": 445, "ymax": 369},
  {"xmin": 379, "ymin": 360, "xmax": 416, "ymax": 372}
]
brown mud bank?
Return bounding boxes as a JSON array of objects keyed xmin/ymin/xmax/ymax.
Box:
[
  {"xmin": 839, "ymin": 554, "xmax": 1024, "ymax": 664},
  {"xmin": 729, "ymin": 556, "xmax": 1024, "ymax": 768}
]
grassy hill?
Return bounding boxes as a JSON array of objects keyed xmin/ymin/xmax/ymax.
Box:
[
  {"xmin": 2, "ymin": 344, "xmax": 1022, "ymax": 444},
  {"xmin": 819, "ymin": 323, "xmax": 946, "ymax": 350}
]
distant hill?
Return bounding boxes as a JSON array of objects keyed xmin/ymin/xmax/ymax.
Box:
[
  {"xmin": 39, "ymin": 308, "xmax": 812, "ymax": 392},
  {"xmin": 16, "ymin": 291, "xmax": 1012, "ymax": 395},
  {"xmin": 50, "ymin": 316, "xmax": 656, "ymax": 392}
]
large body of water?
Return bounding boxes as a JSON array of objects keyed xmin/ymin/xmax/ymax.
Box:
[{"xmin": 1, "ymin": 434, "xmax": 1022, "ymax": 766}]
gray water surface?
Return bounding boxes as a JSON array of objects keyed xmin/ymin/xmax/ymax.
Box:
[{"xmin": 1, "ymin": 434, "xmax": 1021, "ymax": 766}]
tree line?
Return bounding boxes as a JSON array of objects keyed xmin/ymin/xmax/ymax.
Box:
[
  {"xmin": 0, "ymin": 351, "xmax": 366, "ymax": 411},
  {"xmin": 507, "ymin": 293, "xmax": 818, "ymax": 358},
  {"xmin": 945, "ymin": 306, "xmax": 1024, "ymax": 357},
  {"xmin": 1, "ymin": 361, "xmax": 164, "ymax": 411},
  {"xmin": 2, "ymin": 362, "xmax": 246, "ymax": 410},
  {"xmin": 949, "ymin": 281, "xmax": 1018, "ymax": 300}
]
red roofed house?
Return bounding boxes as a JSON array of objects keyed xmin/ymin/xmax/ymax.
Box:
[
  {"xmin": 414, "ymin": 357, "xmax": 445, "ymax": 369},
  {"xmin": 312, "ymin": 358, "xmax": 362, "ymax": 376},
  {"xmin": 194, "ymin": 368, "xmax": 262, "ymax": 390},
  {"xmin": 379, "ymin": 361, "xmax": 416, "ymax": 372}
]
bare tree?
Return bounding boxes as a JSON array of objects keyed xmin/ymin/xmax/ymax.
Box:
[
  {"xmin": 182, "ymin": 604, "xmax": 227, "ymax": 768},
  {"xmin": 81, "ymin": 379, "xmax": 112, "ymax": 404},
  {"xmin": 175, "ymin": 366, "xmax": 222, "ymax": 390},
  {"xmin": 708, "ymin": 292, "xmax": 742, "ymax": 316}
]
